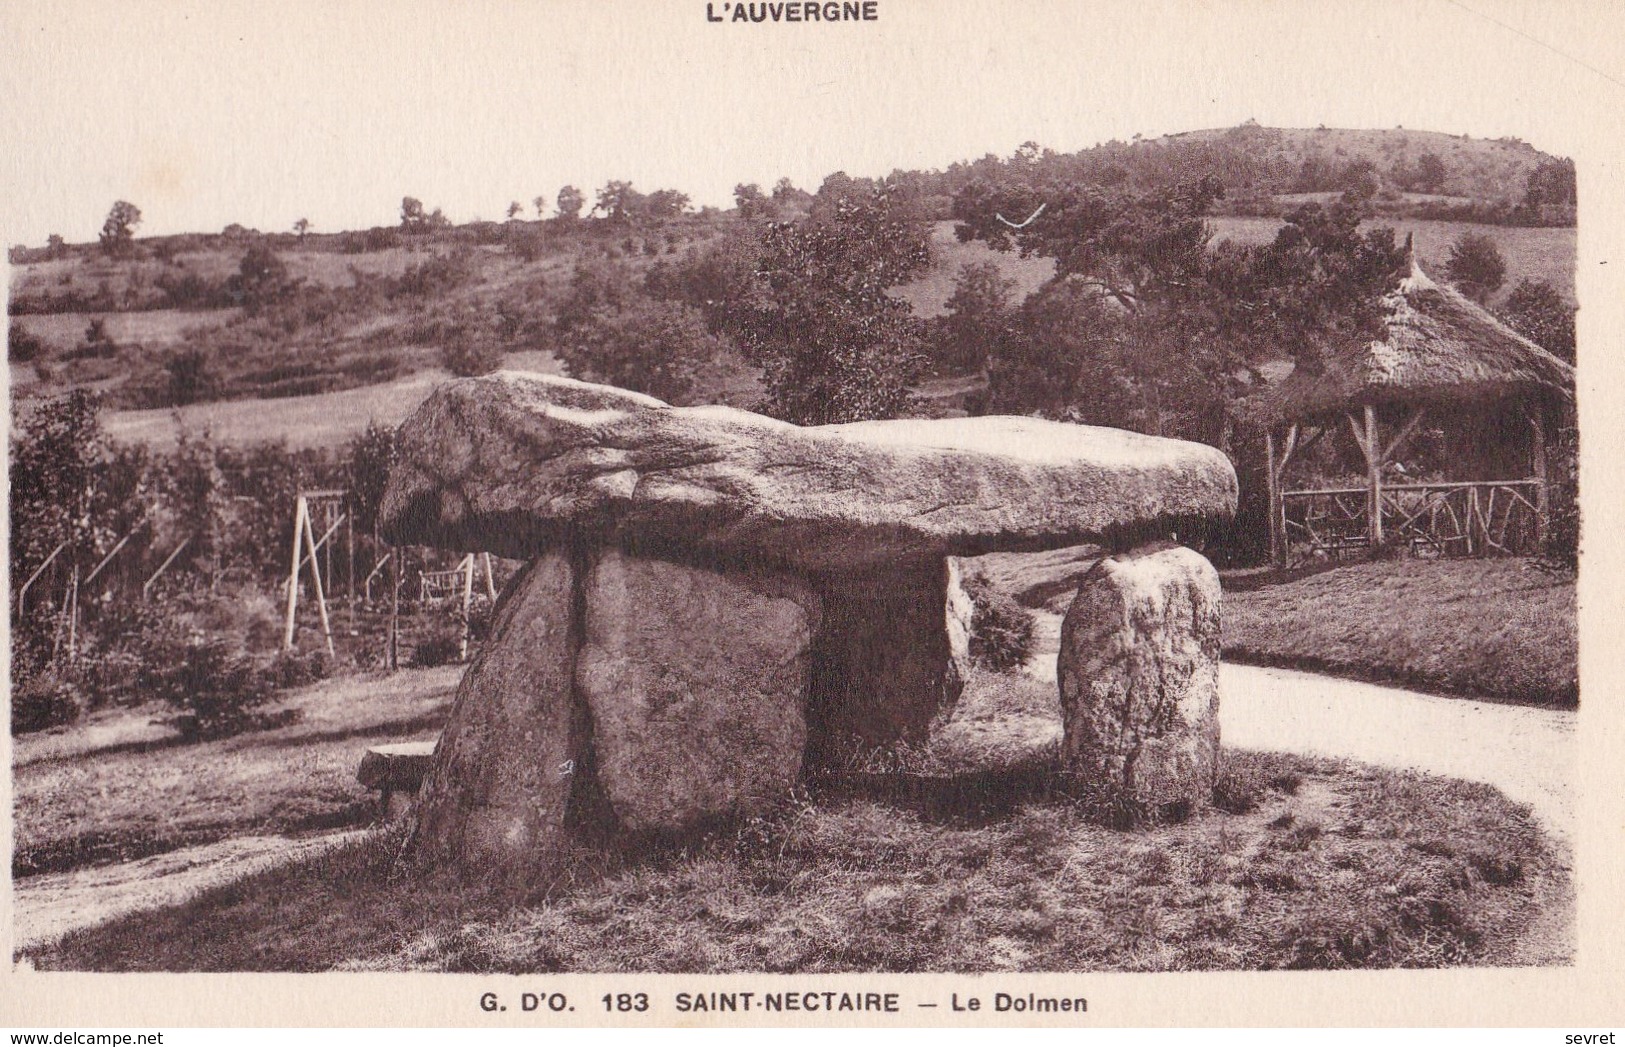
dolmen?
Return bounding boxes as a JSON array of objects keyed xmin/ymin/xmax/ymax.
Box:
[{"xmin": 379, "ymin": 372, "xmax": 1237, "ymax": 886}]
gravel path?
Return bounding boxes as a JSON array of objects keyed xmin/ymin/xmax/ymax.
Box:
[{"xmin": 12, "ymin": 830, "xmax": 369, "ymax": 953}]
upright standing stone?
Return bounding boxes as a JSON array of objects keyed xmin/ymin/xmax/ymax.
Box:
[
  {"xmin": 1057, "ymin": 543, "xmax": 1222, "ymax": 817},
  {"xmin": 576, "ymin": 550, "xmax": 822, "ymax": 833},
  {"xmin": 408, "ymin": 551, "xmax": 585, "ymax": 887},
  {"xmin": 808, "ymin": 558, "xmax": 972, "ymax": 760}
]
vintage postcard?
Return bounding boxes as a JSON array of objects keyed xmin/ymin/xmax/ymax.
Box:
[{"xmin": 2, "ymin": 0, "xmax": 1622, "ymax": 1029}]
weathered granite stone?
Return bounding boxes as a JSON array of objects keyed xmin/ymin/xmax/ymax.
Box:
[
  {"xmin": 808, "ymin": 559, "xmax": 973, "ymax": 757},
  {"xmin": 380, "ymin": 372, "xmax": 1238, "ymax": 571},
  {"xmin": 407, "ymin": 551, "xmax": 585, "ymax": 886},
  {"xmin": 575, "ymin": 550, "xmax": 821, "ymax": 832},
  {"xmin": 1057, "ymin": 543, "xmax": 1222, "ymax": 815}
]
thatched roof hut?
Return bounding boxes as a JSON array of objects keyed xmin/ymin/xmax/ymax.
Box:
[
  {"xmin": 1259, "ymin": 256, "xmax": 1574, "ymax": 565},
  {"xmin": 1268, "ymin": 258, "xmax": 1575, "ymax": 420}
]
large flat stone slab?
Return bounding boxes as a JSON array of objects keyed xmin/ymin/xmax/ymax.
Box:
[{"xmin": 380, "ymin": 372, "xmax": 1237, "ymax": 572}]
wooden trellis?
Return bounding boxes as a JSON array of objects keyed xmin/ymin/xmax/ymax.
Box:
[{"xmin": 1268, "ymin": 405, "xmax": 1549, "ymax": 567}]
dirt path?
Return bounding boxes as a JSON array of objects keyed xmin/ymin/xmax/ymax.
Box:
[
  {"xmin": 12, "ymin": 830, "xmax": 368, "ymax": 953},
  {"xmin": 1027, "ymin": 612, "xmax": 1577, "ymax": 843}
]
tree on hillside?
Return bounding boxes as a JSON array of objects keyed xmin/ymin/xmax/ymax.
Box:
[
  {"xmin": 558, "ymin": 293, "xmax": 726, "ymax": 405},
  {"xmin": 46, "ymin": 234, "xmax": 67, "ymax": 260},
  {"xmin": 593, "ymin": 181, "xmax": 646, "ymax": 223},
  {"xmin": 738, "ymin": 185, "xmax": 931, "ymax": 425},
  {"xmin": 931, "ymin": 261, "xmax": 1017, "ymax": 375},
  {"xmin": 533, "ymin": 195, "xmax": 549, "ymax": 219},
  {"xmin": 1499, "ymin": 279, "xmax": 1576, "ymax": 363},
  {"xmin": 400, "ymin": 197, "xmax": 449, "ymax": 233},
  {"xmin": 507, "ymin": 201, "xmax": 524, "ymax": 220},
  {"xmin": 99, "ymin": 200, "xmax": 142, "ymax": 257},
  {"xmin": 229, "ymin": 243, "xmax": 294, "ymax": 314},
  {"xmin": 556, "ymin": 185, "xmax": 585, "ymax": 221},
  {"xmin": 1444, "ymin": 232, "xmax": 1507, "ymax": 303},
  {"xmin": 1413, "ymin": 152, "xmax": 1447, "ymax": 193},
  {"xmin": 293, "ymin": 217, "xmax": 311, "ymax": 240},
  {"xmin": 645, "ymin": 189, "xmax": 691, "ymax": 220}
]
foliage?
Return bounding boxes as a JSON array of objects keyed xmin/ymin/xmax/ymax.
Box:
[
  {"xmin": 556, "ymin": 185, "xmax": 585, "ymax": 220},
  {"xmin": 9, "ymin": 319, "xmax": 45, "ymax": 362},
  {"xmin": 738, "ymin": 183, "xmax": 932, "ymax": 424},
  {"xmin": 1444, "ymin": 232, "xmax": 1507, "ymax": 303},
  {"xmin": 400, "ymin": 197, "xmax": 449, "ymax": 233},
  {"xmin": 229, "ymin": 243, "xmax": 296, "ymax": 314},
  {"xmin": 410, "ymin": 631, "xmax": 464, "ymax": 668},
  {"xmin": 99, "ymin": 200, "xmax": 142, "ymax": 256},
  {"xmin": 9, "ymin": 390, "xmax": 107, "ymax": 575},
  {"xmin": 346, "ymin": 421, "xmax": 398, "ymax": 538},
  {"xmin": 1539, "ymin": 424, "xmax": 1579, "ymax": 573},
  {"xmin": 930, "ymin": 261, "xmax": 1016, "ymax": 374},
  {"xmin": 961, "ymin": 569, "xmax": 1037, "ymax": 672},
  {"xmin": 440, "ymin": 337, "xmax": 505, "ymax": 377},
  {"xmin": 565, "ymin": 284, "xmax": 731, "ymax": 403},
  {"xmin": 153, "ymin": 638, "xmax": 279, "ymax": 740},
  {"xmin": 1499, "ymin": 279, "xmax": 1575, "ymax": 363},
  {"xmin": 10, "ymin": 672, "xmax": 85, "ymax": 735},
  {"xmin": 163, "ymin": 347, "xmax": 217, "ymax": 406}
]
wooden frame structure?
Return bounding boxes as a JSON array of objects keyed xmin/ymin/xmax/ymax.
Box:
[
  {"xmin": 282, "ymin": 489, "xmax": 350, "ymax": 655},
  {"xmin": 1259, "ymin": 253, "xmax": 1572, "ymax": 568},
  {"xmin": 1266, "ymin": 406, "xmax": 1549, "ymax": 567}
]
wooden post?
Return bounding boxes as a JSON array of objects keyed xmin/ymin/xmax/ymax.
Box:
[
  {"xmin": 1266, "ymin": 428, "xmax": 1283, "ymax": 569},
  {"xmin": 482, "ymin": 552, "xmax": 498, "ymax": 601},
  {"xmin": 388, "ymin": 547, "xmax": 400, "ymax": 671},
  {"xmin": 459, "ymin": 554, "xmax": 476, "ymax": 661},
  {"xmin": 302, "ymin": 506, "xmax": 337, "ymax": 658},
  {"xmin": 1365, "ymin": 404, "xmax": 1383, "ymax": 548},
  {"xmin": 143, "ymin": 537, "xmax": 192, "ymax": 603},
  {"xmin": 1531, "ymin": 409, "xmax": 1549, "ymax": 546},
  {"xmin": 66, "ymin": 565, "xmax": 80, "ymax": 660},
  {"xmin": 283, "ymin": 496, "xmax": 308, "ymax": 651}
]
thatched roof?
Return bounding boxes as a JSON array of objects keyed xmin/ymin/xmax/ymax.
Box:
[{"xmin": 1266, "ymin": 259, "xmax": 1575, "ymax": 420}]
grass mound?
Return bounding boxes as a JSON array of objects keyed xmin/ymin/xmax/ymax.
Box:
[
  {"xmin": 24, "ymin": 742, "xmax": 1559, "ymax": 973},
  {"xmin": 1222, "ymin": 558, "xmax": 1576, "ymax": 706}
]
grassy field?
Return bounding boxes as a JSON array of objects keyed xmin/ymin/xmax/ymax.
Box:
[
  {"xmin": 16, "ymin": 666, "xmax": 1563, "ymax": 972},
  {"xmin": 1222, "ymin": 558, "xmax": 1577, "ymax": 706},
  {"xmin": 892, "ymin": 222, "xmax": 1057, "ymax": 318},
  {"xmin": 12, "ymin": 667, "xmax": 460, "ymax": 877}
]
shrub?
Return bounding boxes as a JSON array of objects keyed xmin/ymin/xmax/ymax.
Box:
[
  {"xmin": 440, "ymin": 337, "xmax": 504, "ymax": 377},
  {"xmin": 265, "ymin": 649, "xmax": 332, "ymax": 690},
  {"xmin": 155, "ymin": 638, "xmax": 279, "ymax": 740},
  {"xmin": 11, "ymin": 673, "xmax": 85, "ymax": 734},
  {"xmin": 410, "ymin": 631, "xmax": 464, "ymax": 668},
  {"xmin": 8, "ymin": 320, "xmax": 45, "ymax": 363},
  {"xmin": 961, "ymin": 569, "xmax": 1036, "ymax": 672}
]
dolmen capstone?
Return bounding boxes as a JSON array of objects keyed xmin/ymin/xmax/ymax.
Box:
[{"xmin": 379, "ymin": 371, "xmax": 1237, "ymax": 886}]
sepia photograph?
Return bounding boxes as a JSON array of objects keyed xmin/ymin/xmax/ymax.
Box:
[{"xmin": 2, "ymin": 0, "xmax": 1622, "ymax": 1028}]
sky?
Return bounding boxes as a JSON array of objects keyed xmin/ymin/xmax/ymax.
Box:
[{"xmin": 2, "ymin": 0, "xmax": 1623, "ymax": 247}]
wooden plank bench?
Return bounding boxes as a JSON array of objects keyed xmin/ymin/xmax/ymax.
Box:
[{"xmin": 357, "ymin": 741, "xmax": 437, "ymax": 819}]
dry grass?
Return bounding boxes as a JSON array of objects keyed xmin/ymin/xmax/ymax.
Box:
[
  {"xmin": 1222, "ymin": 558, "xmax": 1576, "ymax": 706},
  {"xmin": 21, "ymin": 741, "xmax": 1559, "ymax": 973},
  {"xmin": 11, "ymin": 309, "xmax": 242, "ymax": 353},
  {"xmin": 891, "ymin": 222, "xmax": 1057, "ymax": 319},
  {"xmin": 17, "ymin": 668, "xmax": 1564, "ymax": 973},
  {"xmin": 11, "ymin": 667, "xmax": 460, "ymax": 876}
]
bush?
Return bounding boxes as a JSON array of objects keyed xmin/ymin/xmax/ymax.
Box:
[
  {"xmin": 265, "ymin": 649, "xmax": 332, "ymax": 689},
  {"xmin": 440, "ymin": 338, "xmax": 504, "ymax": 377},
  {"xmin": 961, "ymin": 569, "xmax": 1036, "ymax": 672},
  {"xmin": 155, "ymin": 638, "xmax": 280, "ymax": 740},
  {"xmin": 9, "ymin": 320, "xmax": 45, "ymax": 363},
  {"xmin": 11, "ymin": 673, "xmax": 85, "ymax": 734},
  {"xmin": 410, "ymin": 632, "xmax": 464, "ymax": 668}
]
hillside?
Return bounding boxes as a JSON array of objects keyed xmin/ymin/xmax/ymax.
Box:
[{"xmin": 7, "ymin": 124, "xmax": 1576, "ymax": 447}]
